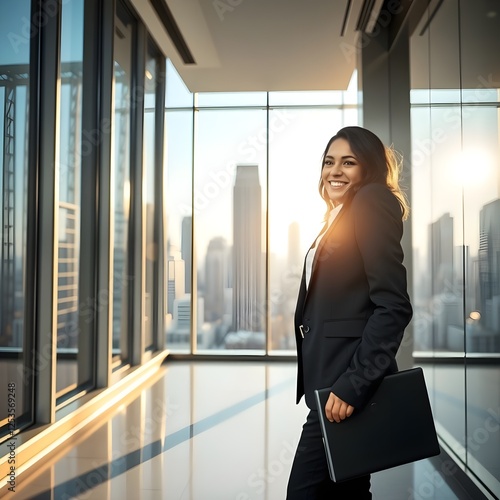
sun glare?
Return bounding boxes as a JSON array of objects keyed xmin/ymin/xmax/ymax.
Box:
[{"xmin": 453, "ymin": 148, "xmax": 493, "ymax": 186}]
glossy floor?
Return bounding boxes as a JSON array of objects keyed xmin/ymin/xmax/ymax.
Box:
[{"xmin": 3, "ymin": 361, "xmax": 491, "ymax": 499}]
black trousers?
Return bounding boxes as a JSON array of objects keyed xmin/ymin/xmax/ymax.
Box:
[{"xmin": 287, "ymin": 409, "xmax": 372, "ymax": 499}]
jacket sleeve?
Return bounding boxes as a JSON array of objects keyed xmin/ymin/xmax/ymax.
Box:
[{"xmin": 330, "ymin": 183, "xmax": 413, "ymax": 408}]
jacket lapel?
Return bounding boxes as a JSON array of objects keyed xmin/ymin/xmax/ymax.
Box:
[{"xmin": 303, "ymin": 206, "xmax": 346, "ymax": 308}]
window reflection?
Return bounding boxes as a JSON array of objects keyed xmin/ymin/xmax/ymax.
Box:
[
  {"xmin": 56, "ymin": 0, "xmax": 85, "ymax": 398},
  {"xmin": 165, "ymin": 110, "xmax": 193, "ymax": 352},
  {"xmin": 411, "ymin": 0, "xmax": 500, "ymax": 492},
  {"xmin": 0, "ymin": 0, "xmax": 32, "ymax": 440}
]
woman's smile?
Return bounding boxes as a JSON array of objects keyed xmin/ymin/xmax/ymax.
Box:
[{"xmin": 321, "ymin": 138, "xmax": 363, "ymax": 206}]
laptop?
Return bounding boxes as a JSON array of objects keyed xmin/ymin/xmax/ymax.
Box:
[{"xmin": 314, "ymin": 367, "xmax": 440, "ymax": 482}]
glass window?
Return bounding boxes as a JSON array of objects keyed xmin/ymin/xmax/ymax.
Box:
[
  {"xmin": 165, "ymin": 110, "xmax": 193, "ymax": 352},
  {"xmin": 164, "ymin": 65, "xmax": 360, "ymax": 354},
  {"xmin": 112, "ymin": 1, "xmax": 136, "ymax": 364},
  {"xmin": 459, "ymin": 0, "xmax": 500, "ymax": 492},
  {"xmin": 197, "ymin": 92, "xmax": 266, "ymax": 108},
  {"xmin": 409, "ymin": 0, "xmax": 500, "ymax": 486},
  {"xmin": 410, "ymin": 0, "xmax": 470, "ymax": 483},
  {"xmin": 429, "ymin": 0, "xmax": 461, "ymax": 104},
  {"xmin": 0, "ymin": 0, "xmax": 33, "ymax": 440},
  {"xmin": 165, "ymin": 59, "xmax": 192, "ymax": 108},
  {"xmin": 195, "ymin": 109, "xmax": 267, "ymax": 353},
  {"xmin": 56, "ymin": 0, "xmax": 88, "ymax": 399},
  {"xmin": 269, "ymin": 90, "xmax": 343, "ymax": 106},
  {"xmin": 143, "ymin": 41, "xmax": 160, "ymax": 351},
  {"xmin": 268, "ymin": 108, "xmax": 347, "ymax": 352}
]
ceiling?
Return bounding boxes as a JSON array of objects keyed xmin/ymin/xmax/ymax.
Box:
[{"xmin": 129, "ymin": 0, "xmax": 385, "ymax": 92}]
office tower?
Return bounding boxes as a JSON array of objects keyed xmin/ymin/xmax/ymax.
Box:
[
  {"xmin": 205, "ymin": 237, "xmax": 228, "ymax": 322},
  {"xmin": 232, "ymin": 165, "xmax": 263, "ymax": 332},
  {"xmin": 181, "ymin": 216, "xmax": 192, "ymax": 293},
  {"xmin": 429, "ymin": 212, "xmax": 454, "ymax": 295},
  {"xmin": 167, "ymin": 250, "xmax": 185, "ymax": 319},
  {"xmin": 169, "ymin": 296, "xmax": 206, "ymax": 346},
  {"xmin": 478, "ymin": 198, "xmax": 500, "ymax": 333},
  {"xmin": 429, "ymin": 213, "xmax": 456, "ymax": 349}
]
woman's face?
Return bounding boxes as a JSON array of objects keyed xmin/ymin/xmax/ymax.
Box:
[{"xmin": 321, "ymin": 138, "xmax": 363, "ymax": 206}]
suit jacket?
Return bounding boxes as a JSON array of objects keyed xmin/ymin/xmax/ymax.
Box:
[{"xmin": 294, "ymin": 183, "xmax": 413, "ymax": 410}]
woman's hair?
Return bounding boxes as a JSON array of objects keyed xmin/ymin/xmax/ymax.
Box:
[{"xmin": 318, "ymin": 126, "xmax": 410, "ymax": 220}]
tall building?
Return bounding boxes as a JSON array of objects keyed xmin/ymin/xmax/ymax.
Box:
[
  {"xmin": 429, "ymin": 213, "xmax": 456, "ymax": 349},
  {"xmin": 204, "ymin": 237, "xmax": 229, "ymax": 322},
  {"xmin": 167, "ymin": 249, "xmax": 185, "ymax": 319},
  {"xmin": 429, "ymin": 212, "xmax": 454, "ymax": 295},
  {"xmin": 232, "ymin": 165, "xmax": 263, "ymax": 332},
  {"xmin": 478, "ymin": 198, "xmax": 500, "ymax": 333},
  {"xmin": 181, "ymin": 216, "xmax": 192, "ymax": 293}
]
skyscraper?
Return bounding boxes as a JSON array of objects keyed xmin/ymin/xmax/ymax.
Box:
[
  {"xmin": 429, "ymin": 212, "xmax": 454, "ymax": 295},
  {"xmin": 181, "ymin": 216, "xmax": 192, "ymax": 293},
  {"xmin": 478, "ymin": 198, "xmax": 500, "ymax": 333},
  {"xmin": 232, "ymin": 165, "xmax": 263, "ymax": 332},
  {"xmin": 205, "ymin": 236, "xmax": 229, "ymax": 322}
]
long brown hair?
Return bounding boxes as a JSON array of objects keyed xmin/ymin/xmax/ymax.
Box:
[{"xmin": 318, "ymin": 126, "xmax": 409, "ymax": 220}]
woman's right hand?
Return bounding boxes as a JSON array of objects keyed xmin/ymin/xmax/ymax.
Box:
[{"xmin": 325, "ymin": 391, "xmax": 355, "ymax": 423}]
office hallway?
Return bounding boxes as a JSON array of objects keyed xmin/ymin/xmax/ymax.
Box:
[{"xmin": 2, "ymin": 362, "xmax": 486, "ymax": 499}]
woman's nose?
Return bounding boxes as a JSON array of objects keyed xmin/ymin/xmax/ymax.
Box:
[{"xmin": 331, "ymin": 163, "xmax": 342, "ymax": 175}]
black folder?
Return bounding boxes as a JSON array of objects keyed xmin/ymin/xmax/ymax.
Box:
[{"xmin": 314, "ymin": 367, "xmax": 440, "ymax": 482}]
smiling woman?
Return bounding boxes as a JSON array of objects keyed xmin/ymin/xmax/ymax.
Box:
[
  {"xmin": 321, "ymin": 138, "xmax": 363, "ymax": 208},
  {"xmin": 287, "ymin": 126, "xmax": 412, "ymax": 499}
]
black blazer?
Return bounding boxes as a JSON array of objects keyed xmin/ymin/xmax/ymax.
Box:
[{"xmin": 294, "ymin": 183, "xmax": 413, "ymax": 410}]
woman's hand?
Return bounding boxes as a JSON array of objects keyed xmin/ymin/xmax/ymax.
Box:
[{"xmin": 325, "ymin": 392, "xmax": 355, "ymax": 423}]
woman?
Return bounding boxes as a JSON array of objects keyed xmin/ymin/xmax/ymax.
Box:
[{"xmin": 286, "ymin": 126, "xmax": 413, "ymax": 499}]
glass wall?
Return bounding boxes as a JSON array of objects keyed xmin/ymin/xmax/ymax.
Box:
[
  {"xmin": 164, "ymin": 65, "xmax": 359, "ymax": 354},
  {"xmin": 112, "ymin": 0, "xmax": 135, "ymax": 364},
  {"xmin": 56, "ymin": 0, "xmax": 90, "ymax": 400},
  {"xmin": 143, "ymin": 40, "xmax": 161, "ymax": 352},
  {"xmin": 0, "ymin": 0, "xmax": 33, "ymax": 439},
  {"xmin": 0, "ymin": 0, "xmax": 168, "ymax": 460},
  {"xmin": 268, "ymin": 107, "xmax": 346, "ymax": 351},
  {"xmin": 165, "ymin": 59, "xmax": 193, "ymax": 353},
  {"xmin": 411, "ymin": 0, "xmax": 500, "ymax": 495},
  {"xmin": 196, "ymin": 107, "xmax": 267, "ymax": 353}
]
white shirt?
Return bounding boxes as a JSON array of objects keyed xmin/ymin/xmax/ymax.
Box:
[{"xmin": 305, "ymin": 204, "xmax": 343, "ymax": 289}]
